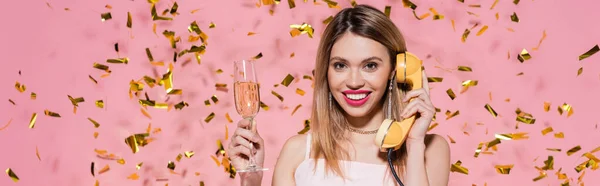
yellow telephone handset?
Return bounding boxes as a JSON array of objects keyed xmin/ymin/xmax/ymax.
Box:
[{"xmin": 375, "ymin": 52, "xmax": 423, "ymax": 152}]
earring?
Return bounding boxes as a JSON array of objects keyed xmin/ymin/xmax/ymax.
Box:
[
  {"xmin": 386, "ymin": 80, "xmax": 393, "ymax": 119},
  {"xmin": 328, "ymin": 92, "xmax": 332, "ymax": 108}
]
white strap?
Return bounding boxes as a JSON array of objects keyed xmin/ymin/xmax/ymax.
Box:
[{"xmin": 305, "ymin": 133, "xmax": 311, "ymax": 160}]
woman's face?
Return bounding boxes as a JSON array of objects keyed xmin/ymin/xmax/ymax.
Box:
[{"xmin": 328, "ymin": 32, "xmax": 392, "ymax": 118}]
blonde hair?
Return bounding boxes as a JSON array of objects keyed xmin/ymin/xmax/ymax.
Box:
[{"xmin": 309, "ymin": 4, "xmax": 409, "ymax": 181}]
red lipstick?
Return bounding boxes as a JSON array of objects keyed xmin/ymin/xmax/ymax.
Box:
[{"xmin": 342, "ymin": 90, "xmax": 372, "ymax": 107}]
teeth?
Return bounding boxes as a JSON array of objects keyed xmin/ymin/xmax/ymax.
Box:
[{"xmin": 346, "ymin": 93, "xmax": 367, "ymax": 100}]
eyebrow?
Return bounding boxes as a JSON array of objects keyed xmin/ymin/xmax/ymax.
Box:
[{"xmin": 329, "ymin": 56, "xmax": 384, "ymax": 63}]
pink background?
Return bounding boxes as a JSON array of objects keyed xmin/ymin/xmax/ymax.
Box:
[{"xmin": 1, "ymin": 0, "xmax": 600, "ymax": 185}]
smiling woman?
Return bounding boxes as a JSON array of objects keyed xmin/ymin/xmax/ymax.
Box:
[{"xmin": 227, "ymin": 4, "xmax": 450, "ymax": 186}]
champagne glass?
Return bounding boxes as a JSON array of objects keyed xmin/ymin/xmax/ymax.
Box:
[{"xmin": 233, "ymin": 59, "xmax": 268, "ymax": 172}]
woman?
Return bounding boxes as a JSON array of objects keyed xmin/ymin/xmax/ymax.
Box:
[{"xmin": 227, "ymin": 4, "xmax": 450, "ymax": 186}]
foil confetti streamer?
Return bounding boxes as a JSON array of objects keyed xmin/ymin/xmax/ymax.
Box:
[
  {"xmin": 136, "ymin": 162, "xmax": 143, "ymax": 170},
  {"xmin": 125, "ymin": 133, "xmax": 151, "ymax": 154},
  {"xmin": 567, "ymin": 146, "xmax": 581, "ymax": 156},
  {"xmin": 451, "ymin": 20, "xmax": 456, "ymax": 32},
  {"xmin": 281, "ymin": 74, "xmax": 295, "ymax": 87},
  {"xmin": 151, "ymin": 4, "xmax": 173, "ymax": 21},
  {"xmin": 204, "ymin": 112, "xmax": 215, "ymax": 123},
  {"xmin": 101, "ymin": 12, "xmax": 112, "ymax": 22},
  {"xmin": 167, "ymin": 161, "xmax": 176, "ymax": 170},
  {"xmin": 450, "ymin": 160, "xmax": 469, "ymax": 175},
  {"xmin": 468, "ymin": 4, "xmax": 481, "ymax": 8},
  {"xmin": 290, "ymin": 23, "xmax": 314, "ymax": 38},
  {"xmin": 174, "ymin": 101, "xmax": 189, "ymax": 110},
  {"xmin": 252, "ymin": 53, "xmax": 263, "ymax": 60},
  {"xmin": 513, "ymin": 0, "xmax": 520, "ymax": 5},
  {"xmin": 460, "ymin": 80, "xmax": 478, "ymax": 93},
  {"xmin": 533, "ymin": 170, "xmax": 547, "ymax": 181},
  {"xmin": 430, "ymin": 8, "xmax": 444, "ymax": 20},
  {"xmin": 558, "ymin": 103, "xmax": 574, "ymax": 117},
  {"xmin": 542, "ymin": 156, "xmax": 554, "ymax": 170},
  {"xmin": 446, "ymin": 89, "xmax": 456, "ymax": 100},
  {"xmin": 185, "ymin": 151, "xmax": 195, "ymax": 158},
  {"xmin": 29, "ymin": 113, "xmax": 38, "ymax": 128},
  {"xmin": 9, "ymin": 99, "xmax": 15, "ymax": 105},
  {"xmin": 323, "ymin": 16, "xmax": 333, "ymax": 24},
  {"xmin": 169, "ymin": 2, "xmax": 179, "ymax": 15},
  {"xmin": 547, "ymin": 148, "xmax": 561, "ymax": 152},
  {"xmin": 474, "ymin": 142, "xmax": 484, "ymax": 157},
  {"xmin": 91, "ymin": 162, "xmax": 95, "ymax": 176},
  {"xmin": 447, "ymin": 135, "xmax": 456, "ymax": 143},
  {"xmin": 107, "ymin": 58, "xmax": 129, "ymax": 64},
  {"xmin": 495, "ymin": 132, "xmax": 529, "ymax": 140},
  {"xmin": 297, "ymin": 119, "xmax": 311, "ymax": 134},
  {"xmin": 176, "ymin": 154, "xmax": 183, "ymax": 162},
  {"xmin": 88, "ymin": 118, "xmax": 100, "ymax": 128},
  {"xmin": 384, "ymin": 6, "xmax": 391, "ymax": 18},
  {"xmin": 476, "ymin": 25, "xmax": 488, "ymax": 36},
  {"xmin": 93, "ymin": 132, "xmax": 99, "ymax": 138},
  {"xmin": 484, "ymin": 104, "xmax": 498, "ymax": 118},
  {"xmin": 457, "ymin": 66, "xmax": 472, "ymax": 72},
  {"xmin": 290, "ymin": 53, "xmax": 295, "ymax": 58},
  {"xmin": 495, "ymin": 164, "xmax": 513, "ymax": 174},
  {"xmin": 93, "ymin": 63, "xmax": 110, "ymax": 72},
  {"xmin": 579, "ymin": 45, "xmax": 599, "ymax": 61},
  {"xmin": 554, "ymin": 132, "xmax": 564, "ymax": 138},
  {"xmin": 5, "ymin": 168, "xmax": 19, "ymax": 182},
  {"xmin": 247, "ymin": 32, "xmax": 257, "ymax": 36},
  {"xmin": 14, "ymin": 82, "xmax": 26, "ymax": 92},
  {"xmin": 127, "ymin": 173, "xmax": 139, "ymax": 180},
  {"xmin": 541, "ymin": 127, "xmax": 553, "ymax": 135},
  {"xmin": 578, "ymin": 67, "xmax": 583, "ymax": 76},
  {"xmin": 141, "ymin": 108, "xmax": 152, "ymax": 119},
  {"xmin": 461, "ymin": 29, "xmax": 471, "ymax": 43},
  {"xmin": 445, "ymin": 110, "xmax": 460, "ymax": 120},
  {"xmin": 427, "ymin": 123, "xmax": 438, "ymax": 131},
  {"xmin": 211, "ymin": 95, "xmax": 219, "ymax": 104},
  {"xmin": 516, "ymin": 108, "xmax": 536, "ymax": 124},
  {"xmin": 0, "ymin": 118, "xmax": 12, "ymax": 131},
  {"xmin": 296, "ymin": 88, "xmax": 305, "ymax": 96},
  {"xmin": 532, "ymin": 30, "xmax": 547, "ymax": 51},
  {"xmin": 517, "ymin": 49, "xmax": 532, "ymax": 63},
  {"xmin": 292, "ymin": 104, "xmax": 302, "ymax": 115},
  {"xmin": 44, "ymin": 110, "xmax": 61, "ymax": 117},
  {"xmin": 490, "ymin": 0, "xmax": 499, "ymax": 9},
  {"xmin": 98, "ymin": 164, "xmax": 110, "ymax": 174},
  {"xmin": 271, "ymin": 91, "xmax": 284, "ymax": 102},
  {"xmin": 95, "ymin": 100, "xmax": 104, "ymax": 108},
  {"xmin": 225, "ymin": 113, "xmax": 233, "ymax": 123},
  {"xmin": 544, "ymin": 102, "xmax": 551, "ymax": 112},
  {"xmin": 117, "ymin": 158, "xmax": 126, "ymax": 164},
  {"xmin": 260, "ymin": 101, "xmax": 269, "ymax": 111},
  {"xmin": 428, "ymin": 77, "xmax": 443, "ymax": 82},
  {"xmin": 510, "ymin": 12, "xmax": 519, "ymax": 22}
]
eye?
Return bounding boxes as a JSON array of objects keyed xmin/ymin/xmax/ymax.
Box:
[
  {"xmin": 333, "ymin": 62, "xmax": 346, "ymax": 69},
  {"xmin": 364, "ymin": 62, "xmax": 378, "ymax": 71}
]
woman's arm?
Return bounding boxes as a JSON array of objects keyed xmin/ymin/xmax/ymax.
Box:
[
  {"xmin": 404, "ymin": 134, "xmax": 451, "ymax": 186},
  {"xmin": 272, "ymin": 134, "xmax": 307, "ymax": 186}
]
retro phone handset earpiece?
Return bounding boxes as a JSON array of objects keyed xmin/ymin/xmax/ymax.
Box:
[{"xmin": 374, "ymin": 52, "xmax": 423, "ymax": 186}]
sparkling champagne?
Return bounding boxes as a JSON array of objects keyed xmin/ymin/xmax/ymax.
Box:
[{"xmin": 234, "ymin": 81, "xmax": 260, "ymax": 118}]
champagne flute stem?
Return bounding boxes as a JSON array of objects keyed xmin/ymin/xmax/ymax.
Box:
[{"xmin": 247, "ymin": 117, "xmax": 257, "ymax": 169}]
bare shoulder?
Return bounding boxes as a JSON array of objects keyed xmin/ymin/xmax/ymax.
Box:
[
  {"xmin": 272, "ymin": 134, "xmax": 309, "ymax": 185},
  {"xmin": 424, "ymin": 134, "xmax": 450, "ymax": 157}
]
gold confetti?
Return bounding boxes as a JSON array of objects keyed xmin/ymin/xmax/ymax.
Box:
[
  {"xmin": 495, "ymin": 132, "xmax": 529, "ymax": 140},
  {"xmin": 446, "ymin": 89, "xmax": 456, "ymax": 100},
  {"xmin": 98, "ymin": 164, "xmax": 110, "ymax": 174},
  {"xmin": 541, "ymin": 127, "xmax": 553, "ymax": 135},
  {"xmin": 430, "ymin": 8, "xmax": 444, "ymax": 20},
  {"xmin": 125, "ymin": 133, "xmax": 151, "ymax": 154},
  {"xmin": 27, "ymin": 113, "xmax": 38, "ymax": 128},
  {"xmin": 167, "ymin": 161, "xmax": 176, "ymax": 170},
  {"xmin": 107, "ymin": 58, "xmax": 129, "ymax": 64},
  {"xmin": 88, "ymin": 118, "xmax": 101, "ymax": 128},
  {"xmin": 94, "ymin": 132, "xmax": 99, "ymax": 138},
  {"xmin": 532, "ymin": 30, "xmax": 547, "ymax": 51},
  {"xmin": 450, "ymin": 20, "xmax": 456, "ymax": 32},
  {"xmin": 44, "ymin": 109, "xmax": 61, "ymax": 117},
  {"xmin": 162, "ymin": 30, "xmax": 180, "ymax": 49},
  {"xmin": 474, "ymin": 142, "xmax": 484, "ymax": 157},
  {"xmin": 384, "ymin": 6, "xmax": 391, "ymax": 18},
  {"xmin": 140, "ymin": 108, "xmax": 152, "ymax": 119},
  {"xmin": 260, "ymin": 101, "xmax": 270, "ymax": 111},
  {"xmin": 294, "ymin": 88, "xmax": 306, "ymax": 96},
  {"xmin": 209, "ymin": 22, "xmax": 216, "ymax": 28},
  {"xmin": 495, "ymin": 12, "xmax": 499, "ymax": 20},
  {"xmin": 579, "ymin": 45, "xmax": 599, "ymax": 61},
  {"xmin": 247, "ymin": 32, "xmax": 257, "ymax": 36},
  {"xmin": 127, "ymin": 173, "xmax": 139, "ymax": 180},
  {"xmin": 558, "ymin": 103, "xmax": 574, "ymax": 117},
  {"xmin": 184, "ymin": 151, "xmax": 195, "ymax": 158},
  {"xmin": 297, "ymin": 119, "xmax": 311, "ymax": 134},
  {"xmin": 117, "ymin": 158, "xmax": 126, "ymax": 165},
  {"xmin": 224, "ymin": 113, "xmax": 233, "ymax": 123},
  {"xmin": 484, "ymin": 104, "xmax": 498, "ymax": 118},
  {"xmin": 543, "ymin": 102, "xmax": 551, "ymax": 112},
  {"xmin": 174, "ymin": 101, "xmax": 189, "ymax": 110},
  {"xmin": 554, "ymin": 132, "xmax": 564, "ymax": 138},
  {"xmin": 476, "ymin": 25, "xmax": 488, "ymax": 36},
  {"xmin": 271, "ymin": 91, "xmax": 284, "ymax": 102},
  {"xmin": 495, "ymin": 164, "xmax": 514, "ymax": 174},
  {"xmin": 468, "ymin": 4, "xmax": 481, "ymax": 8},
  {"xmin": 14, "ymin": 82, "xmax": 26, "ymax": 93},
  {"xmin": 68, "ymin": 95, "xmax": 85, "ymax": 108},
  {"xmin": 461, "ymin": 29, "xmax": 471, "ymax": 43},
  {"xmin": 490, "ymin": 0, "xmax": 499, "ymax": 9},
  {"xmin": 567, "ymin": 146, "xmax": 582, "ymax": 156},
  {"xmin": 457, "ymin": 66, "xmax": 472, "ymax": 72},
  {"xmin": 445, "ymin": 110, "xmax": 460, "ymax": 120},
  {"xmin": 322, "ymin": 16, "xmax": 333, "ymax": 24},
  {"xmin": 252, "ymin": 52, "xmax": 263, "ymax": 60},
  {"xmin": 101, "ymin": 12, "xmax": 112, "ymax": 22},
  {"xmin": 533, "ymin": 171, "xmax": 547, "ymax": 181},
  {"xmin": 427, "ymin": 123, "xmax": 438, "ymax": 131},
  {"xmin": 542, "ymin": 156, "xmax": 554, "ymax": 170},
  {"xmin": 513, "ymin": 0, "xmax": 520, "ymax": 5},
  {"xmin": 290, "ymin": 23, "xmax": 314, "ymax": 38},
  {"xmin": 577, "ymin": 67, "xmax": 583, "ymax": 76},
  {"xmin": 176, "ymin": 154, "xmax": 183, "ymax": 162},
  {"xmin": 151, "ymin": 4, "xmax": 173, "ymax": 21},
  {"xmin": 516, "ymin": 108, "xmax": 536, "ymax": 124},
  {"xmin": 460, "ymin": 80, "xmax": 478, "ymax": 93},
  {"xmin": 292, "ymin": 104, "xmax": 302, "ymax": 116},
  {"xmin": 486, "ymin": 138, "xmax": 501, "ymax": 149},
  {"xmin": 8, "ymin": 99, "xmax": 15, "ymax": 105},
  {"xmin": 6, "ymin": 168, "xmax": 19, "ymax": 182},
  {"xmin": 428, "ymin": 77, "xmax": 443, "ymax": 82},
  {"xmin": 281, "ymin": 74, "xmax": 295, "ymax": 87},
  {"xmin": 204, "ymin": 112, "xmax": 215, "ymax": 123},
  {"xmin": 450, "ymin": 160, "xmax": 469, "ymax": 175},
  {"xmin": 0, "ymin": 118, "xmax": 12, "ymax": 131},
  {"xmin": 510, "ymin": 12, "xmax": 519, "ymax": 22},
  {"xmin": 517, "ymin": 49, "xmax": 532, "ymax": 63},
  {"xmin": 447, "ymin": 135, "xmax": 456, "ymax": 143},
  {"xmin": 547, "ymin": 148, "xmax": 561, "ymax": 152},
  {"xmin": 35, "ymin": 146, "xmax": 41, "ymax": 160}
]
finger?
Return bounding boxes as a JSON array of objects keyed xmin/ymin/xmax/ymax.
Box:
[
  {"xmin": 237, "ymin": 118, "xmax": 251, "ymax": 128},
  {"xmin": 421, "ymin": 70, "xmax": 430, "ymax": 95},
  {"xmin": 234, "ymin": 127, "xmax": 261, "ymax": 144},
  {"xmin": 403, "ymin": 89, "xmax": 433, "ymax": 106},
  {"xmin": 234, "ymin": 136, "xmax": 254, "ymax": 149},
  {"xmin": 401, "ymin": 100, "xmax": 434, "ymax": 118},
  {"xmin": 231, "ymin": 145, "xmax": 253, "ymax": 157}
]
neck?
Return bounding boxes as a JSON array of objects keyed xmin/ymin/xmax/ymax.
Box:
[{"xmin": 344, "ymin": 106, "xmax": 385, "ymax": 133}]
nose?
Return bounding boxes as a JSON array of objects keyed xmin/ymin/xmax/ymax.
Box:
[{"xmin": 346, "ymin": 69, "xmax": 365, "ymax": 89}]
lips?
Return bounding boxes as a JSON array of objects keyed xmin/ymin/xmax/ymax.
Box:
[{"xmin": 342, "ymin": 90, "xmax": 372, "ymax": 107}]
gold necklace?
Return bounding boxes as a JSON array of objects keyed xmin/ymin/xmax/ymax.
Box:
[{"xmin": 348, "ymin": 127, "xmax": 379, "ymax": 134}]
